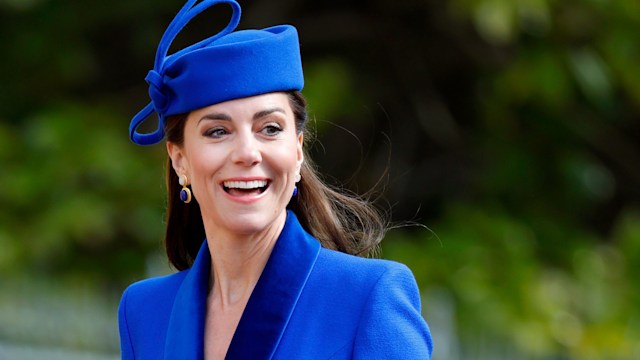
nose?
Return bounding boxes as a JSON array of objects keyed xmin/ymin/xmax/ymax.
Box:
[{"xmin": 230, "ymin": 131, "xmax": 261, "ymax": 166}]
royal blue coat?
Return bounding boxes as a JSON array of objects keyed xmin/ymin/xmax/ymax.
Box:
[{"xmin": 118, "ymin": 211, "xmax": 433, "ymax": 359}]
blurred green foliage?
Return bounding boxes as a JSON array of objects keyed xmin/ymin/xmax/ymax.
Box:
[
  {"xmin": 0, "ymin": 104, "xmax": 166, "ymax": 282},
  {"xmin": 383, "ymin": 204, "xmax": 640, "ymax": 358},
  {"xmin": 1, "ymin": 0, "xmax": 639, "ymax": 358}
]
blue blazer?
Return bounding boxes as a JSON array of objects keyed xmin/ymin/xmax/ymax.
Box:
[{"xmin": 118, "ymin": 211, "xmax": 433, "ymax": 359}]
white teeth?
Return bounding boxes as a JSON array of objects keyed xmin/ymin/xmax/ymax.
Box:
[{"xmin": 223, "ymin": 180, "xmax": 268, "ymax": 189}]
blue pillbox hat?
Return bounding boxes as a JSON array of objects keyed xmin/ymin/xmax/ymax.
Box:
[{"xmin": 129, "ymin": 0, "xmax": 304, "ymax": 145}]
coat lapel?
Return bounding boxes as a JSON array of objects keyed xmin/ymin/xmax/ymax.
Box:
[
  {"xmin": 164, "ymin": 240, "xmax": 210, "ymax": 360},
  {"xmin": 163, "ymin": 211, "xmax": 321, "ymax": 360},
  {"xmin": 226, "ymin": 210, "xmax": 321, "ymax": 359}
]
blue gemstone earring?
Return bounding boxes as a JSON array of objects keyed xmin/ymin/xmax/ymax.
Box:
[
  {"xmin": 179, "ymin": 174, "xmax": 192, "ymax": 204},
  {"xmin": 292, "ymin": 173, "xmax": 301, "ymax": 197}
]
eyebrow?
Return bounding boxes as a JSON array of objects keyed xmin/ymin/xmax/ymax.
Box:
[
  {"xmin": 198, "ymin": 107, "xmax": 286, "ymax": 125},
  {"xmin": 253, "ymin": 107, "xmax": 286, "ymax": 120},
  {"xmin": 198, "ymin": 113, "xmax": 231, "ymax": 125}
]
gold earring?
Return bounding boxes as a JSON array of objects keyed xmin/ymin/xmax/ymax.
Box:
[{"xmin": 179, "ymin": 174, "xmax": 192, "ymax": 204}]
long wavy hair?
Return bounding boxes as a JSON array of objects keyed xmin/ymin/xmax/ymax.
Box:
[{"xmin": 164, "ymin": 91, "xmax": 388, "ymax": 270}]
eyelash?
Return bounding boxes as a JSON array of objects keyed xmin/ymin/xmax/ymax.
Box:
[
  {"xmin": 261, "ymin": 123, "xmax": 283, "ymax": 136},
  {"xmin": 203, "ymin": 127, "xmax": 228, "ymax": 138},
  {"xmin": 202, "ymin": 123, "xmax": 283, "ymax": 138}
]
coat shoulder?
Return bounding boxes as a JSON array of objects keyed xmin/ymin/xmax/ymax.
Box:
[
  {"xmin": 119, "ymin": 270, "xmax": 188, "ymax": 325},
  {"xmin": 276, "ymin": 247, "xmax": 432, "ymax": 359},
  {"xmin": 317, "ymin": 248, "xmax": 433, "ymax": 359},
  {"xmin": 316, "ymin": 247, "xmax": 416, "ymax": 286},
  {"xmin": 122, "ymin": 270, "xmax": 188, "ymax": 303},
  {"xmin": 118, "ymin": 270, "xmax": 189, "ymax": 359},
  {"xmin": 308, "ymin": 247, "xmax": 422, "ymax": 313}
]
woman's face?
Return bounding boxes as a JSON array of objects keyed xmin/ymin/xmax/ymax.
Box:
[{"xmin": 167, "ymin": 93, "xmax": 303, "ymax": 237}]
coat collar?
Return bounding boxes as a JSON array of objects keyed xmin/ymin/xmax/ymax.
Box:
[{"xmin": 164, "ymin": 210, "xmax": 321, "ymax": 360}]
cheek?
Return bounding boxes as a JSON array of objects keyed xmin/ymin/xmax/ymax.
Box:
[
  {"xmin": 187, "ymin": 148, "xmax": 224, "ymax": 182},
  {"xmin": 272, "ymin": 143, "xmax": 301, "ymax": 173}
]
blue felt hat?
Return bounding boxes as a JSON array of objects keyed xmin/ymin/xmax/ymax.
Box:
[{"xmin": 129, "ymin": 0, "xmax": 304, "ymax": 145}]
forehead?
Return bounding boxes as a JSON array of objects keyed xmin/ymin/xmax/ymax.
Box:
[{"xmin": 187, "ymin": 92, "xmax": 292, "ymax": 121}]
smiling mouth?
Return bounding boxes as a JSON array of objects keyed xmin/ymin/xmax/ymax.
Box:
[{"xmin": 223, "ymin": 180, "xmax": 269, "ymax": 196}]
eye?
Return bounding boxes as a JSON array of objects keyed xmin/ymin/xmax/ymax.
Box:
[
  {"xmin": 261, "ymin": 123, "xmax": 283, "ymax": 137},
  {"xmin": 203, "ymin": 127, "xmax": 228, "ymax": 138}
]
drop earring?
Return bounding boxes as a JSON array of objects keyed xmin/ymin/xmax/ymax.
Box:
[
  {"xmin": 292, "ymin": 173, "xmax": 301, "ymax": 197},
  {"xmin": 179, "ymin": 174, "xmax": 192, "ymax": 204}
]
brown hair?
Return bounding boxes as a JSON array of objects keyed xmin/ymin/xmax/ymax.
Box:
[{"xmin": 164, "ymin": 91, "xmax": 387, "ymax": 270}]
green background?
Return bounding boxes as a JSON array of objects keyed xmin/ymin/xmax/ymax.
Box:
[{"xmin": 1, "ymin": 0, "xmax": 639, "ymax": 358}]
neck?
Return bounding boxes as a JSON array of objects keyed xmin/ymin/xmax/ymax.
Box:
[{"xmin": 203, "ymin": 211, "xmax": 286, "ymax": 309}]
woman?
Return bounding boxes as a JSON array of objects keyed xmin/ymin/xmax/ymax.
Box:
[{"xmin": 120, "ymin": 0, "xmax": 433, "ymax": 359}]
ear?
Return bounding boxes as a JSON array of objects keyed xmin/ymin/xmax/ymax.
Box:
[
  {"xmin": 295, "ymin": 132, "xmax": 304, "ymax": 175},
  {"xmin": 167, "ymin": 141, "xmax": 188, "ymax": 176}
]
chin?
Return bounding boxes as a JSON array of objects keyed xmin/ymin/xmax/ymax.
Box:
[{"xmin": 219, "ymin": 209, "xmax": 284, "ymax": 236}]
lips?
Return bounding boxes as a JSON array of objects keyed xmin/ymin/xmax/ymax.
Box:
[{"xmin": 222, "ymin": 179, "xmax": 269, "ymax": 196}]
